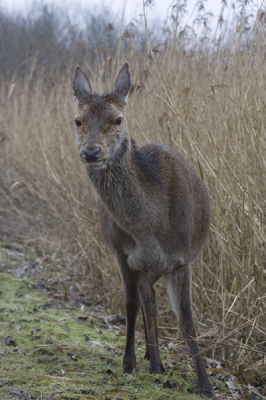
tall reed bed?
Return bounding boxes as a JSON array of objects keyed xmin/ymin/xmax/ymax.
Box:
[{"xmin": 0, "ymin": 0, "xmax": 265, "ymax": 388}]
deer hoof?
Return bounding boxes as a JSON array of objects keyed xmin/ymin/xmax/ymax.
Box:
[
  {"xmin": 198, "ymin": 384, "xmax": 213, "ymax": 397},
  {"xmin": 149, "ymin": 362, "xmax": 164, "ymax": 374},
  {"xmin": 122, "ymin": 359, "xmax": 136, "ymax": 374}
]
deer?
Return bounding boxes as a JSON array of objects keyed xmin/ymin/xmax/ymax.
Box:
[{"xmin": 72, "ymin": 62, "xmax": 213, "ymax": 396}]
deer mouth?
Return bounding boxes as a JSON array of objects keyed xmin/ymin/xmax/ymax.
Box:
[{"xmin": 85, "ymin": 159, "xmax": 108, "ymax": 170}]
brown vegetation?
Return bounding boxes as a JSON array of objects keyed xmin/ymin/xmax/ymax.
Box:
[{"xmin": 0, "ymin": 0, "xmax": 265, "ymax": 393}]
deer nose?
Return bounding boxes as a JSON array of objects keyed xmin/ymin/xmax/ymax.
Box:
[{"xmin": 82, "ymin": 147, "xmax": 101, "ymax": 162}]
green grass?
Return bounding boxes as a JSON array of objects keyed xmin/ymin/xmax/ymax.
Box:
[{"xmin": 0, "ymin": 245, "xmax": 223, "ymax": 400}]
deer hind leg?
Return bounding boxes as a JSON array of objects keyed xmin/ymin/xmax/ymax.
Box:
[
  {"xmin": 116, "ymin": 253, "xmax": 140, "ymax": 374},
  {"xmin": 166, "ymin": 265, "xmax": 212, "ymax": 396},
  {"xmin": 139, "ymin": 278, "xmax": 164, "ymax": 374}
]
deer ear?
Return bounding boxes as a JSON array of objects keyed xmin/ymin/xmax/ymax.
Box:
[
  {"xmin": 115, "ymin": 62, "xmax": 131, "ymax": 103},
  {"xmin": 73, "ymin": 66, "xmax": 92, "ymax": 102}
]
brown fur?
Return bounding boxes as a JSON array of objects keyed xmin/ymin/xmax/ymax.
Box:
[{"xmin": 73, "ymin": 63, "xmax": 212, "ymax": 396}]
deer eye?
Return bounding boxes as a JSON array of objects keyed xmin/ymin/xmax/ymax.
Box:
[
  {"xmin": 115, "ymin": 117, "xmax": 122, "ymax": 126},
  {"xmin": 74, "ymin": 119, "xmax": 81, "ymax": 127}
]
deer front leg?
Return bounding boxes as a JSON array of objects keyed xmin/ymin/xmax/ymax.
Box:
[
  {"xmin": 117, "ymin": 253, "xmax": 140, "ymax": 374},
  {"xmin": 167, "ymin": 265, "xmax": 213, "ymax": 397},
  {"xmin": 140, "ymin": 279, "xmax": 164, "ymax": 374},
  {"xmin": 141, "ymin": 306, "xmax": 150, "ymax": 360}
]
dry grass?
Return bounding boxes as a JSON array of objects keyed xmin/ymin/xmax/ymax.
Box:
[{"xmin": 0, "ymin": 1, "xmax": 265, "ymax": 390}]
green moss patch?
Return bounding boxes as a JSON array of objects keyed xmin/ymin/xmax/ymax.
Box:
[
  {"xmin": 0, "ymin": 272, "xmax": 209, "ymax": 399},
  {"xmin": 0, "ymin": 243, "xmax": 230, "ymax": 399}
]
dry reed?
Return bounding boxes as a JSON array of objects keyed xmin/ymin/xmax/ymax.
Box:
[{"xmin": 0, "ymin": 0, "xmax": 265, "ymax": 389}]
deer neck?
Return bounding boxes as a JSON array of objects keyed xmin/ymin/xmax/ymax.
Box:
[
  {"xmin": 87, "ymin": 136, "xmax": 142, "ymax": 210},
  {"xmin": 87, "ymin": 136, "xmax": 163, "ymax": 237}
]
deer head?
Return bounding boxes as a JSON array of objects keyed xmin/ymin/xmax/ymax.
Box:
[{"xmin": 73, "ymin": 63, "xmax": 131, "ymax": 169}]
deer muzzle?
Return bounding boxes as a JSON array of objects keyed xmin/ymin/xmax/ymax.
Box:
[{"xmin": 81, "ymin": 147, "xmax": 107, "ymax": 169}]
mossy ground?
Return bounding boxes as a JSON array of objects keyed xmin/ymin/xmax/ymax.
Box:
[{"xmin": 0, "ymin": 243, "xmax": 229, "ymax": 399}]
